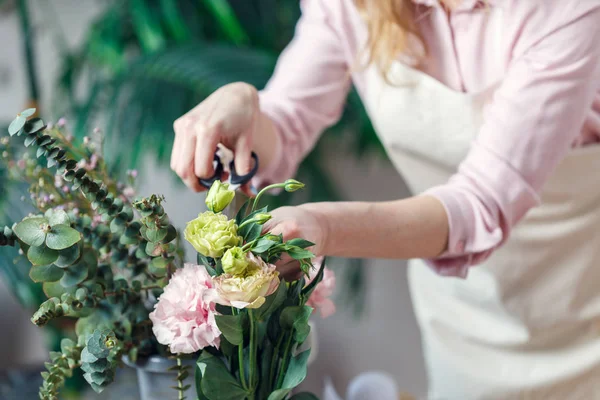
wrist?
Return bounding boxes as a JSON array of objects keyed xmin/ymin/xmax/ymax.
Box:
[{"xmin": 299, "ymin": 203, "xmax": 332, "ymax": 256}]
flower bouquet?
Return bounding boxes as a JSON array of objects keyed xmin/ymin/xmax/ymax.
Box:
[{"xmin": 0, "ymin": 109, "xmax": 335, "ymax": 400}]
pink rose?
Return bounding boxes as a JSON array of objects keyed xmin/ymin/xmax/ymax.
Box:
[
  {"xmin": 306, "ymin": 261, "xmax": 336, "ymax": 318},
  {"xmin": 149, "ymin": 263, "xmax": 221, "ymax": 354}
]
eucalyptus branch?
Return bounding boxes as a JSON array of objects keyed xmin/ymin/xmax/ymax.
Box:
[{"xmin": 39, "ymin": 339, "xmax": 82, "ymax": 400}]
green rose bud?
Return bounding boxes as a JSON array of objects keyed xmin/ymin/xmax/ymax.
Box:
[
  {"xmin": 284, "ymin": 179, "xmax": 305, "ymax": 192},
  {"xmin": 222, "ymin": 247, "xmax": 250, "ymax": 275},
  {"xmin": 205, "ymin": 181, "xmax": 235, "ymax": 213},
  {"xmin": 253, "ymin": 213, "xmax": 272, "ymax": 225},
  {"xmin": 184, "ymin": 212, "xmax": 242, "ymax": 258}
]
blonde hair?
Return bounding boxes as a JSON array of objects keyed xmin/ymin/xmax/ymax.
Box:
[{"xmin": 354, "ymin": 0, "xmax": 425, "ymax": 79}]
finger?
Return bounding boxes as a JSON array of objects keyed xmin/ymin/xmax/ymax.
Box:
[
  {"xmin": 194, "ymin": 122, "xmax": 219, "ymax": 179},
  {"xmin": 240, "ymin": 183, "xmax": 256, "ymax": 198},
  {"xmin": 171, "ymin": 120, "xmax": 184, "ymax": 171},
  {"xmin": 234, "ymin": 133, "xmax": 253, "ymax": 175},
  {"xmin": 276, "ymin": 255, "xmax": 303, "ymax": 281},
  {"xmin": 179, "ymin": 133, "xmax": 203, "ymax": 192}
]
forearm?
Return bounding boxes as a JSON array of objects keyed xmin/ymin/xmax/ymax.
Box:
[{"xmin": 301, "ymin": 195, "xmax": 449, "ymax": 259}]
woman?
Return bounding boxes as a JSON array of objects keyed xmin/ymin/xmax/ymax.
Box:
[{"xmin": 170, "ymin": 0, "xmax": 600, "ymax": 398}]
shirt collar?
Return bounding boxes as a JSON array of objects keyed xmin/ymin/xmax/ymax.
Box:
[{"xmin": 411, "ymin": 0, "xmax": 492, "ymax": 11}]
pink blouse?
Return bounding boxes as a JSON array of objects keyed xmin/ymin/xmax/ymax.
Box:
[{"xmin": 253, "ymin": 0, "xmax": 600, "ymax": 275}]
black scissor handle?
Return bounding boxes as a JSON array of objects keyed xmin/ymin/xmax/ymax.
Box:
[
  {"xmin": 199, "ymin": 154, "xmax": 224, "ymax": 188},
  {"xmin": 229, "ymin": 152, "xmax": 259, "ymax": 186},
  {"xmin": 198, "ymin": 152, "xmax": 259, "ymax": 189}
]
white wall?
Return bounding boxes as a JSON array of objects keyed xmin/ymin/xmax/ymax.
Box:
[{"xmin": 0, "ymin": 1, "xmax": 427, "ymax": 397}]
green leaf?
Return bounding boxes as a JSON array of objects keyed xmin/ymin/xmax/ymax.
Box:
[
  {"xmin": 55, "ymin": 244, "xmax": 82, "ymax": 268},
  {"xmin": 24, "ymin": 134, "xmax": 38, "ymax": 147},
  {"xmin": 61, "ymin": 266, "xmax": 89, "ymax": 287},
  {"xmin": 268, "ymin": 390, "xmax": 290, "ymax": 400},
  {"xmin": 46, "ymin": 209, "xmax": 71, "ymax": 226},
  {"xmin": 145, "ymin": 228, "xmax": 167, "ymax": 242},
  {"xmin": 269, "ymin": 350, "xmax": 313, "ymax": 399},
  {"xmin": 235, "ymin": 199, "xmax": 250, "ymax": 225},
  {"xmin": 60, "ymin": 255, "xmax": 93, "ymax": 288},
  {"xmin": 252, "ymin": 237, "xmax": 278, "ymax": 253},
  {"xmin": 301, "ymin": 257, "xmax": 326, "ymax": 298},
  {"xmin": 27, "ymin": 245, "xmax": 59, "ymax": 266},
  {"xmin": 241, "ymin": 223, "xmax": 261, "ymax": 243},
  {"xmin": 203, "ymin": 0, "xmax": 249, "ymax": 46},
  {"xmin": 280, "ymin": 306, "xmax": 312, "ymax": 343},
  {"xmin": 30, "ymin": 265, "xmax": 64, "ymax": 283},
  {"xmin": 286, "ymin": 239, "xmax": 315, "ymax": 249},
  {"xmin": 214, "ymin": 314, "xmax": 244, "ymax": 346},
  {"xmin": 43, "ymin": 281, "xmax": 71, "ymax": 298},
  {"xmin": 46, "ymin": 225, "xmax": 82, "ymax": 250},
  {"xmin": 8, "ymin": 115, "xmax": 26, "ymax": 136},
  {"xmin": 23, "ymin": 117, "xmax": 46, "ymax": 134},
  {"xmin": 20, "ymin": 108, "xmax": 36, "ymax": 117},
  {"xmin": 281, "ymin": 350, "xmax": 311, "ymax": 389},
  {"xmin": 13, "ymin": 217, "xmax": 47, "ymax": 247},
  {"xmin": 195, "ymin": 363, "xmax": 210, "ymax": 400},
  {"xmin": 286, "ymin": 246, "xmax": 314, "ymax": 261},
  {"xmin": 197, "ymin": 352, "xmax": 249, "ymax": 400},
  {"xmin": 197, "ymin": 254, "xmax": 217, "ymax": 276},
  {"xmin": 256, "ymin": 280, "xmax": 287, "ymax": 320}
]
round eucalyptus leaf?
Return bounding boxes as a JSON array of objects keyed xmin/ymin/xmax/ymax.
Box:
[
  {"xmin": 30, "ymin": 265, "xmax": 64, "ymax": 283},
  {"xmin": 13, "ymin": 217, "xmax": 47, "ymax": 247},
  {"xmin": 46, "ymin": 225, "xmax": 82, "ymax": 250},
  {"xmin": 119, "ymin": 235, "xmax": 138, "ymax": 246},
  {"xmin": 46, "ymin": 209, "xmax": 71, "ymax": 226},
  {"xmin": 60, "ymin": 263, "xmax": 88, "ymax": 287},
  {"xmin": 55, "ymin": 243, "xmax": 82, "ymax": 268},
  {"xmin": 64, "ymin": 170, "xmax": 76, "ymax": 181},
  {"xmin": 145, "ymin": 228, "xmax": 167, "ymax": 243},
  {"xmin": 27, "ymin": 245, "xmax": 60, "ymax": 266},
  {"xmin": 43, "ymin": 281, "xmax": 71, "ymax": 298},
  {"xmin": 20, "ymin": 108, "xmax": 36, "ymax": 117},
  {"xmin": 36, "ymin": 147, "xmax": 47, "ymax": 158},
  {"xmin": 38, "ymin": 135, "xmax": 53, "ymax": 146},
  {"xmin": 23, "ymin": 117, "xmax": 46, "ymax": 134},
  {"xmin": 24, "ymin": 134, "xmax": 38, "ymax": 147},
  {"xmin": 47, "ymin": 148, "xmax": 60, "ymax": 159},
  {"xmin": 65, "ymin": 160, "xmax": 78, "ymax": 170},
  {"xmin": 8, "ymin": 115, "xmax": 26, "ymax": 136}
]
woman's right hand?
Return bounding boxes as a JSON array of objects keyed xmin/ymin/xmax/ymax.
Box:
[{"xmin": 171, "ymin": 82, "xmax": 260, "ymax": 192}]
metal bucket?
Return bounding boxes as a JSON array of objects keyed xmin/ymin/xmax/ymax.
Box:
[{"xmin": 122, "ymin": 355, "xmax": 196, "ymax": 400}]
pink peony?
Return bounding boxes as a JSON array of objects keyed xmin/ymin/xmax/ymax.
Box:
[
  {"xmin": 149, "ymin": 263, "xmax": 221, "ymax": 354},
  {"xmin": 306, "ymin": 261, "xmax": 336, "ymax": 318}
]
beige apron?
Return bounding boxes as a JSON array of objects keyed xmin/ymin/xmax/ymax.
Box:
[{"xmin": 362, "ymin": 24, "xmax": 600, "ymax": 400}]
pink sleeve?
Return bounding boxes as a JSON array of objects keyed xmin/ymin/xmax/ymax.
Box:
[
  {"xmin": 252, "ymin": 0, "xmax": 351, "ymax": 188},
  {"xmin": 424, "ymin": 4, "xmax": 600, "ymax": 277}
]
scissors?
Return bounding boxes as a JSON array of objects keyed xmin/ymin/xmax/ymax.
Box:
[{"xmin": 198, "ymin": 150, "xmax": 259, "ymax": 191}]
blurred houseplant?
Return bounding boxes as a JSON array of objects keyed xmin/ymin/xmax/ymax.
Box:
[{"xmin": 2, "ymin": 0, "xmax": 386, "ymax": 318}]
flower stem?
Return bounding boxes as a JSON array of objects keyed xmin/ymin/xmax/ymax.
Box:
[
  {"xmin": 249, "ymin": 309, "xmax": 258, "ymax": 391},
  {"xmin": 251, "ymin": 183, "xmax": 284, "ymax": 212},
  {"xmin": 176, "ymin": 355, "xmax": 184, "ymax": 400},
  {"xmin": 241, "ymin": 239, "xmax": 257, "ymax": 252},
  {"xmin": 276, "ymin": 332, "xmax": 294, "ymax": 389},
  {"xmin": 269, "ymin": 333, "xmax": 284, "ymax": 389},
  {"xmin": 235, "ymin": 309, "xmax": 249, "ymax": 391}
]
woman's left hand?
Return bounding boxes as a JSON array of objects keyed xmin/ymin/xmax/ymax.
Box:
[{"xmin": 263, "ymin": 205, "xmax": 329, "ymax": 280}]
